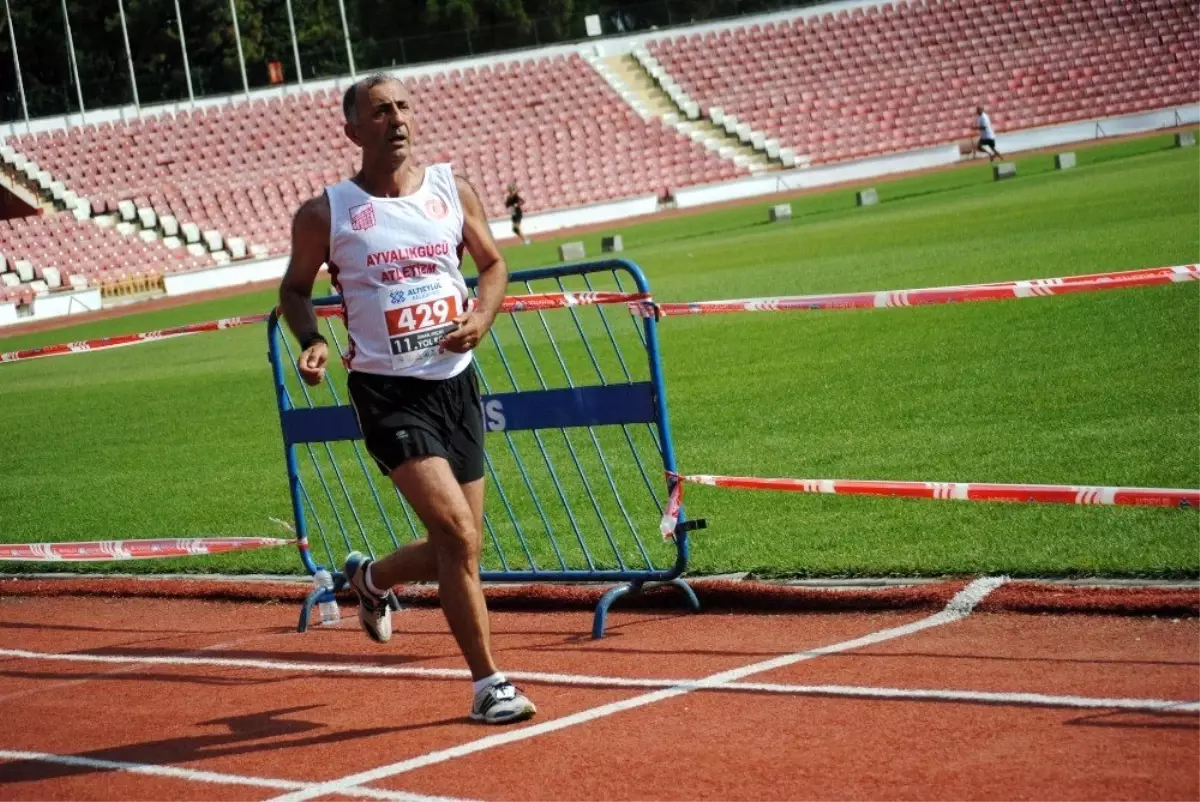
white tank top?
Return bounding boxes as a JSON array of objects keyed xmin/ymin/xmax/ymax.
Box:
[{"xmin": 325, "ymin": 163, "xmax": 472, "ymax": 380}]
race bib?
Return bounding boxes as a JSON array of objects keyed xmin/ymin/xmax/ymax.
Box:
[{"xmin": 380, "ymin": 273, "xmax": 463, "ymax": 371}]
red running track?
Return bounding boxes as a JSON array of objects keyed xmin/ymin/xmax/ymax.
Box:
[{"xmin": 0, "ymin": 585, "xmax": 1196, "ymax": 801}]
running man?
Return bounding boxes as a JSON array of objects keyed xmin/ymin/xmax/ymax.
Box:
[
  {"xmin": 974, "ymin": 106, "xmax": 1004, "ymax": 162},
  {"xmin": 504, "ymin": 184, "xmax": 531, "ymax": 244},
  {"xmin": 278, "ymin": 73, "xmax": 536, "ymax": 725}
]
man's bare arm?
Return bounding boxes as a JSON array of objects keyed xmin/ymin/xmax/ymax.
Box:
[
  {"xmin": 441, "ymin": 176, "xmax": 507, "ymax": 353},
  {"xmin": 279, "ymin": 195, "xmax": 330, "ymax": 340},
  {"xmin": 456, "ymin": 175, "xmax": 507, "ymax": 324},
  {"xmin": 280, "ymin": 195, "xmax": 331, "ymax": 384}
]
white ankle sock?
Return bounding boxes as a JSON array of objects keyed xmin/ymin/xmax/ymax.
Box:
[
  {"xmin": 473, "ymin": 672, "xmax": 505, "ymax": 698},
  {"xmin": 363, "ymin": 563, "xmax": 385, "ymax": 597}
]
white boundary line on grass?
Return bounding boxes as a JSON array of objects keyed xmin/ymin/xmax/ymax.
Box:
[
  {"xmin": 263, "ymin": 576, "xmax": 1010, "ymax": 802},
  {"xmin": 0, "ymin": 750, "xmax": 466, "ymax": 802}
]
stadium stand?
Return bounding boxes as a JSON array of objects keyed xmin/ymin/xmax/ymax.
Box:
[
  {"xmin": 0, "ymin": 53, "xmax": 741, "ymax": 299},
  {"xmin": 644, "ymin": 0, "xmax": 1199, "ymax": 166}
]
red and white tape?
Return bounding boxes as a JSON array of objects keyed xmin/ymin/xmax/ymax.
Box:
[
  {"xmin": 0, "ymin": 313, "xmax": 272, "ymax": 363},
  {"xmin": 0, "ymin": 291, "xmax": 650, "ymax": 365},
  {"xmin": 498, "ymin": 290, "xmax": 649, "ymax": 312},
  {"xmin": 0, "ymin": 536, "xmax": 291, "ymax": 562},
  {"xmin": 676, "ymin": 473, "xmax": 1199, "ymax": 509},
  {"xmin": 659, "ymin": 477, "xmax": 685, "ymax": 540},
  {"xmin": 636, "ymin": 264, "xmax": 1199, "ymax": 317},
  {"xmin": 4, "ymin": 265, "xmax": 1195, "ymax": 365}
]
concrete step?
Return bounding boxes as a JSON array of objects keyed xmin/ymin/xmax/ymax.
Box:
[
  {"xmin": 602, "ymin": 54, "xmax": 678, "ymax": 117},
  {"xmin": 606, "ymin": 52, "xmax": 780, "ymax": 174},
  {"xmin": 683, "ymin": 119, "xmax": 779, "ymax": 172}
]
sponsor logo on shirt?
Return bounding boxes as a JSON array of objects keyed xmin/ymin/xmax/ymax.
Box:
[{"xmin": 350, "ymin": 202, "xmax": 376, "ymax": 231}]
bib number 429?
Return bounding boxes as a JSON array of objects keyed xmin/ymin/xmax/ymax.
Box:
[
  {"xmin": 384, "ymin": 293, "xmax": 462, "ymax": 359},
  {"xmin": 387, "ymin": 298, "xmax": 455, "ymax": 335}
]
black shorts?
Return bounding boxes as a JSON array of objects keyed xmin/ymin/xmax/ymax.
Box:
[
  {"xmin": 347, "ymin": 368, "xmax": 485, "ymax": 484},
  {"xmin": 510, "ymin": 209, "xmax": 523, "ymax": 225},
  {"xmin": 978, "ymin": 137, "xmax": 996, "ymax": 149}
]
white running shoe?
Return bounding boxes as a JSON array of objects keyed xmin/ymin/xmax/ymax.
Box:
[
  {"xmin": 470, "ymin": 680, "xmax": 537, "ymax": 725},
  {"xmin": 342, "ymin": 551, "xmax": 392, "ymax": 644}
]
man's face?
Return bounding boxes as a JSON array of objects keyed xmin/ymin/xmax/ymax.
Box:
[{"xmin": 346, "ymin": 79, "xmax": 415, "ymax": 162}]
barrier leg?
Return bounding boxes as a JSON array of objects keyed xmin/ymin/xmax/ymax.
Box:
[
  {"xmin": 591, "ymin": 577, "xmax": 700, "ymax": 639},
  {"xmin": 669, "ymin": 576, "xmax": 702, "ymax": 613},
  {"xmin": 592, "ymin": 580, "xmax": 643, "ymax": 639},
  {"xmin": 296, "ymin": 585, "xmax": 323, "ymax": 633}
]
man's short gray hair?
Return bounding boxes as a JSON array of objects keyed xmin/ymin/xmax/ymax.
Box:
[{"xmin": 342, "ymin": 73, "xmax": 401, "ymax": 123}]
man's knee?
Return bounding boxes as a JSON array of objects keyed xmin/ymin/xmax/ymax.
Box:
[{"xmin": 431, "ymin": 515, "xmax": 481, "ymax": 567}]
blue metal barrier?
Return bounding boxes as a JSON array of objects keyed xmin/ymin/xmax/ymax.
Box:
[{"xmin": 267, "ymin": 259, "xmax": 701, "ymax": 638}]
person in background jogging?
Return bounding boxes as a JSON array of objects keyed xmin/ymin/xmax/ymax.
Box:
[
  {"xmin": 505, "ymin": 184, "xmax": 531, "ymax": 244},
  {"xmin": 974, "ymin": 106, "xmax": 1004, "ymax": 162}
]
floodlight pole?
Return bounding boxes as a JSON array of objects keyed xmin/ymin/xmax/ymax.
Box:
[
  {"xmin": 172, "ymin": 0, "xmax": 194, "ymax": 103},
  {"xmin": 3, "ymin": 0, "xmax": 31, "ymax": 131},
  {"xmin": 335, "ymin": 0, "xmax": 356, "ymax": 77},
  {"xmin": 116, "ymin": 0, "xmax": 141, "ymax": 110},
  {"xmin": 284, "ymin": 0, "xmax": 304, "ymax": 87},
  {"xmin": 60, "ymin": 0, "xmax": 86, "ymax": 121},
  {"xmin": 229, "ymin": 0, "xmax": 249, "ymax": 97}
]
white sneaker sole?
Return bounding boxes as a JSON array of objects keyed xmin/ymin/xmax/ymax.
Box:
[
  {"xmin": 469, "ymin": 702, "xmax": 537, "ymax": 725},
  {"xmin": 344, "ymin": 553, "xmax": 392, "ymax": 644},
  {"xmin": 358, "ymin": 608, "xmax": 392, "ymax": 644}
]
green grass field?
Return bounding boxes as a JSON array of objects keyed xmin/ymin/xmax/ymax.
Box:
[{"xmin": 1, "ymin": 132, "xmax": 1197, "ymax": 578}]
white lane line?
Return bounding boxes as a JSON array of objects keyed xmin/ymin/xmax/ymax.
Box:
[
  {"xmin": 722, "ymin": 682, "xmax": 1200, "ymax": 712},
  {"xmin": 265, "ymin": 577, "xmax": 1010, "ymax": 802},
  {"xmin": 0, "ymin": 628, "xmax": 296, "ymax": 705},
  {"xmin": 0, "ymin": 749, "xmax": 456, "ymax": 801},
  {"xmin": 0, "ymin": 647, "xmax": 468, "ymax": 679},
  {"xmin": 2, "ymin": 645, "xmax": 1191, "ymax": 713}
]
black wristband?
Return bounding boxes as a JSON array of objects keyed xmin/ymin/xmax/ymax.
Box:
[{"xmin": 299, "ymin": 332, "xmax": 327, "ymax": 350}]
